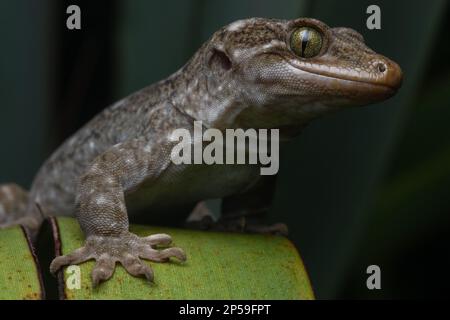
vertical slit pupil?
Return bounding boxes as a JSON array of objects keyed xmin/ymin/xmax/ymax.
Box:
[{"xmin": 301, "ymin": 30, "xmax": 310, "ymax": 56}]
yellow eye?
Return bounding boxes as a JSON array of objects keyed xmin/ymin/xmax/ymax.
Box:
[{"xmin": 290, "ymin": 27, "xmax": 323, "ymax": 58}]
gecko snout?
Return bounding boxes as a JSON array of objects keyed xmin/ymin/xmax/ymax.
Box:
[{"xmin": 372, "ymin": 57, "xmax": 403, "ymax": 92}]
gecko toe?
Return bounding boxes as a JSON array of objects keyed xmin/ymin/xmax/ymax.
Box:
[
  {"xmin": 50, "ymin": 246, "xmax": 92, "ymax": 274},
  {"xmin": 142, "ymin": 233, "xmax": 172, "ymax": 246},
  {"xmin": 91, "ymin": 254, "xmax": 115, "ymax": 287},
  {"xmin": 163, "ymin": 247, "xmax": 187, "ymax": 262},
  {"xmin": 121, "ymin": 254, "xmax": 154, "ymax": 282},
  {"xmin": 139, "ymin": 246, "xmax": 187, "ymax": 262}
]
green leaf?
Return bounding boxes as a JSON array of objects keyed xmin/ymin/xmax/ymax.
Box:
[
  {"xmin": 0, "ymin": 226, "xmax": 44, "ymax": 299},
  {"xmin": 53, "ymin": 217, "xmax": 314, "ymax": 300}
]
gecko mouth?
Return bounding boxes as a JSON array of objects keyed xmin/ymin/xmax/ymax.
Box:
[
  {"xmin": 307, "ymin": 68, "xmax": 402, "ymax": 93},
  {"xmin": 282, "ymin": 54, "xmax": 403, "ymax": 100},
  {"xmin": 291, "ymin": 63, "xmax": 402, "ymax": 104},
  {"xmin": 323, "ymin": 73, "xmax": 397, "ymax": 94},
  {"xmin": 314, "ymin": 73, "xmax": 399, "ymax": 104}
]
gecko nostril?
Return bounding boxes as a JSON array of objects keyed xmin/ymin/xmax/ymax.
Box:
[{"xmin": 377, "ymin": 62, "xmax": 386, "ymax": 73}]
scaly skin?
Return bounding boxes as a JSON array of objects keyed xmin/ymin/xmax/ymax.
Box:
[{"xmin": 0, "ymin": 18, "xmax": 402, "ymax": 285}]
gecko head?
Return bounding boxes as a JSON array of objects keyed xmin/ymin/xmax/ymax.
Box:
[{"xmin": 203, "ymin": 17, "xmax": 403, "ymax": 132}]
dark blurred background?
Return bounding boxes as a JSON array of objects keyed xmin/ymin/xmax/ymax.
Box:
[{"xmin": 0, "ymin": 0, "xmax": 449, "ymax": 299}]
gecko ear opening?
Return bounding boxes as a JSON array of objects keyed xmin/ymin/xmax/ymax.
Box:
[{"xmin": 208, "ymin": 48, "xmax": 232, "ymax": 74}]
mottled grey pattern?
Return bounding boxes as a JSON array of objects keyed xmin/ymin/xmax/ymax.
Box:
[{"xmin": 0, "ymin": 17, "xmax": 402, "ymax": 285}]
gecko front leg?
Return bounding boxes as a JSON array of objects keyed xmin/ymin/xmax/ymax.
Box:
[{"xmin": 50, "ymin": 139, "xmax": 186, "ymax": 286}]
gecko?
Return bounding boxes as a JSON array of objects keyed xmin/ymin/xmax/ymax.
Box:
[{"xmin": 0, "ymin": 17, "xmax": 402, "ymax": 286}]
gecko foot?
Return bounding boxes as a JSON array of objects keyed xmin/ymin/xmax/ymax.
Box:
[
  {"xmin": 50, "ymin": 232, "xmax": 186, "ymax": 286},
  {"xmin": 188, "ymin": 215, "xmax": 289, "ymax": 236}
]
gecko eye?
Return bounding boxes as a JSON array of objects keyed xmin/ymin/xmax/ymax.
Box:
[{"xmin": 290, "ymin": 27, "xmax": 323, "ymax": 58}]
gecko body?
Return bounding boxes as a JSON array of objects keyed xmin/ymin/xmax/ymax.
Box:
[{"xmin": 0, "ymin": 18, "xmax": 402, "ymax": 285}]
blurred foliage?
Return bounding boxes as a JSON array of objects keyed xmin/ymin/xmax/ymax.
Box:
[{"xmin": 340, "ymin": 10, "xmax": 450, "ymax": 298}]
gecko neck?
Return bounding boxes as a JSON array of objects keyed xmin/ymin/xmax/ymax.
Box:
[{"xmin": 161, "ymin": 53, "xmax": 244, "ymax": 129}]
